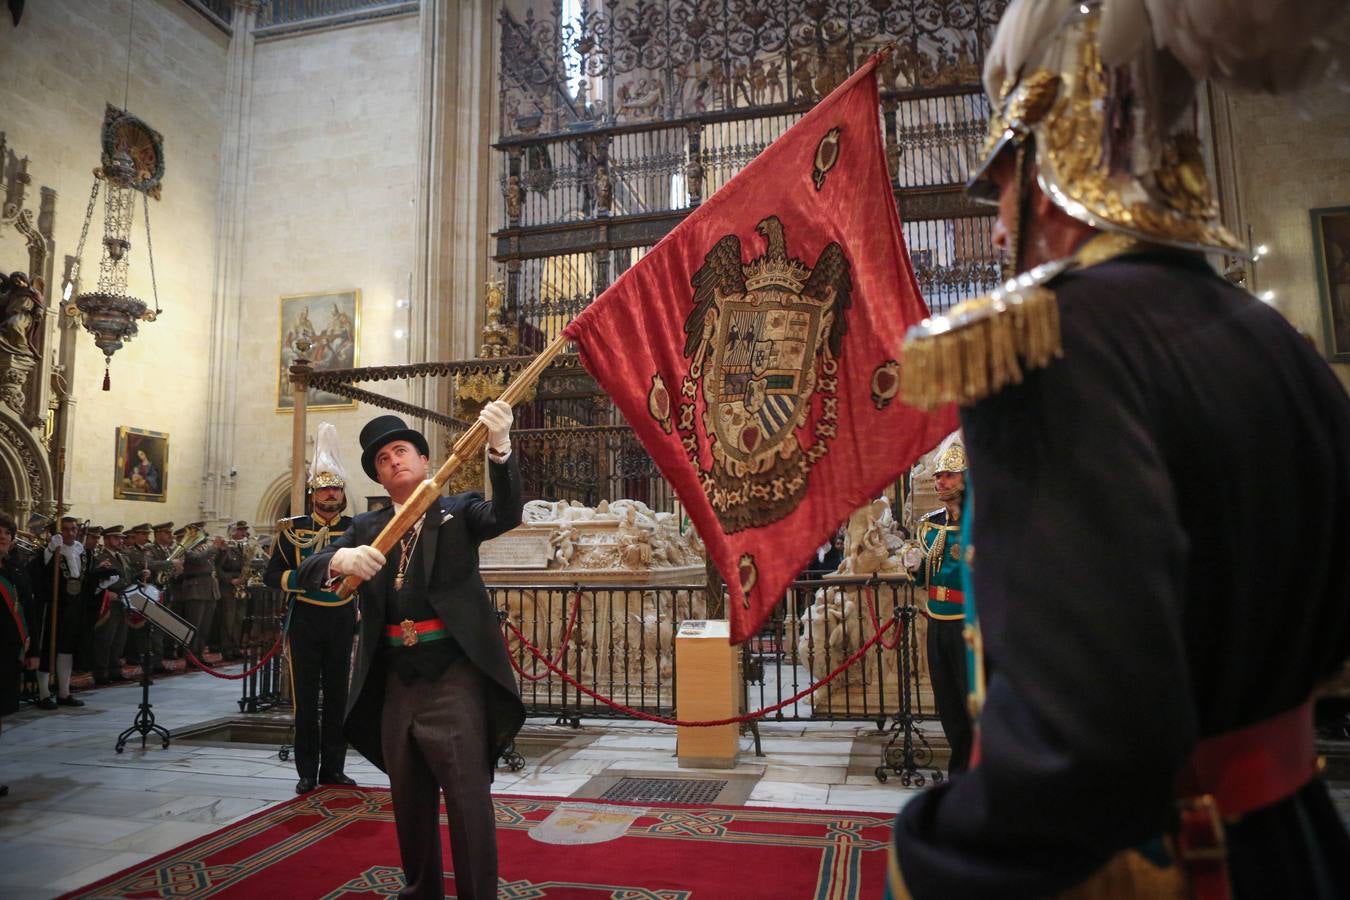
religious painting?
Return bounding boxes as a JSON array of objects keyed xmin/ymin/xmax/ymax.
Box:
[
  {"xmin": 276, "ymin": 290, "xmax": 360, "ymax": 411},
  {"xmin": 114, "ymin": 426, "xmax": 168, "ymax": 503},
  {"xmin": 1312, "ymin": 206, "xmax": 1350, "ymax": 362}
]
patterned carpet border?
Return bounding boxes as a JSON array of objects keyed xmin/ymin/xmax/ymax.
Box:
[{"xmin": 62, "ymin": 787, "xmax": 897, "ymax": 899}]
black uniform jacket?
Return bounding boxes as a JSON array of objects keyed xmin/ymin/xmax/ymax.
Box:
[
  {"xmin": 892, "ymin": 249, "xmax": 1350, "ymax": 899},
  {"xmin": 264, "ymin": 513, "xmax": 353, "ymax": 598},
  {"xmin": 297, "ymin": 457, "xmax": 526, "ymax": 775}
]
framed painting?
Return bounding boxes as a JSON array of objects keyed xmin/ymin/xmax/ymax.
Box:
[
  {"xmin": 276, "ymin": 289, "xmax": 361, "ymax": 411},
  {"xmin": 1311, "ymin": 206, "xmax": 1350, "ymax": 363},
  {"xmin": 115, "ymin": 426, "xmax": 168, "ymax": 502}
]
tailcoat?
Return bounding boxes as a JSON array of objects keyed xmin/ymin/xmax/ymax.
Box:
[{"xmin": 297, "ymin": 456, "xmax": 526, "ymax": 774}]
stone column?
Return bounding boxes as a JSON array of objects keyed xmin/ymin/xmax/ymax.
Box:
[
  {"xmin": 411, "ymin": 0, "xmax": 496, "ymax": 454},
  {"xmin": 200, "ymin": 0, "xmax": 261, "ymax": 526}
]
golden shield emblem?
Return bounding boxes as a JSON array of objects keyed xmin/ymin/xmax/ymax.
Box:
[{"xmin": 673, "ymin": 216, "xmax": 854, "ymax": 533}]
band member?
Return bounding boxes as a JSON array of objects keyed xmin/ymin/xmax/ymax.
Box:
[
  {"xmin": 175, "ymin": 523, "xmax": 218, "ymax": 657},
  {"xmin": 298, "ymin": 403, "xmax": 523, "ymax": 900},
  {"xmin": 905, "ymin": 443, "xmax": 972, "ymax": 774},
  {"xmin": 123, "ymin": 523, "xmax": 168, "ymax": 675},
  {"xmin": 265, "ymin": 423, "xmax": 356, "ymax": 795},
  {"xmin": 34, "ymin": 516, "xmax": 86, "ymax": 708},
  {"xmin": 890, "ymin": 2, "xmax": 1350, "ymax": 897},
  {"xmin": 89, "ymin": 525, "xmax": 133, "ymax": 685},
  {"xmin": 214, "ymin": 521, "xmax": 252, "ymax": 661},
  {"xmin": 1, "ymin": 513, "xmax": 32, "ymax": 797},
  {"xmin": 145, "ymin": 523, "xmax": 181, "ymax": 661},
  {"xmin": 75, "ymin": 524, "xmax": 101, "ymax": 673}
]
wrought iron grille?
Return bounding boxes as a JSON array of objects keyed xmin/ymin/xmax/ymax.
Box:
[
  {"xmin": 489, "ymin": 577, "xmax": 928, "ymax": 724},
  {"xmin": 490, "ymin": 0, "xmax": 1005, "ymax": 510}
]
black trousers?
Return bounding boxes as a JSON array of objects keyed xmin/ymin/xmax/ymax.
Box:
[
  {"xmin": 288, "ymin": 600, "xmax": 356, "ymax": 780},
  {"xmin": 381, "ymin": 656, "xmax": 496, "ymax": 900},
  {"xmin": 927, "ymin": 616, "xmax": 973, "ymax": 773}
]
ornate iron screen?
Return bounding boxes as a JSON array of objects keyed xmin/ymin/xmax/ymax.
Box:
[{"xmin": 490, "ymin": 0, "xmax": 1006, "ymax": 507}]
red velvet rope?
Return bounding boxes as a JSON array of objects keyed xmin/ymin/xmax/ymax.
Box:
[
  {"xmin": 505, "ymin": 591, "xmax": 584, "ymax": 682},
  {"xmin": 501, "ymin": 614, "xmax": 898, "ymax": 727},
  {"xmin": 863, "ymin": 586, "xmax": 904, "ymax": 651},
  {"xmin": 183, "ymin": 634, "xmax": 286, "ymax": 680}
]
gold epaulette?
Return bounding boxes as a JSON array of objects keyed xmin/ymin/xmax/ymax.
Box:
[
  {"xmin": 901, "ymin": 233, "xmax": 1153, "ymax": 410},
  {"xmin": 900, "ymin": 257, "xmax": 1072, "ymax": 410}
]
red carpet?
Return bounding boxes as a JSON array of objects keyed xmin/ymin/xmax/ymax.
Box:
[{"xmin": 62, "ymin": 786, "xmax": 894, "ymax": 898}]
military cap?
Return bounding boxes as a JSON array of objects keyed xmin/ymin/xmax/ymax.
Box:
[
  {"xmin": 102, "ymin": 525, "xmax": 124, "ymax": 536},
  {"xmin": 230, "ymin": 519, "xmax": 250, "ymax": 531},
  {"xmin": 128, "ymin": 523, "xmax": 152, "ymax": 534},
  {"xmin": 173, "ymin": 526, "xmax": 186, "ymax": 537},
  {"xmin": 83, "ymin": 525, "xmax": 104, "ymax": 536},
  {"xmin": 152, "ymin": 521, "xmax": 174, "ymax": 533}
]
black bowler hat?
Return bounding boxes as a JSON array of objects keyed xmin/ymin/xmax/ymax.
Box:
[{"xmin": 359, "ymin": 415, "xmax": 429, "ymax": 481}]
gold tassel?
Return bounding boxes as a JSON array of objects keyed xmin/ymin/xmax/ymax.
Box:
[{"xmin": 900, "ymin": 285, "xmax": 1062, "ymax": 410}]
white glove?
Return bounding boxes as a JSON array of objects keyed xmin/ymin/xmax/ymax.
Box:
[
  {"xmin": 330, "ymin": 545, "xmax": 386, "ymax": 580},
  {"xmin": 901, "ymin": 544, "xmax": 924, "ymax": 572},
  {"xmin": 47, "ymin": 533, "xmax": 62, "ymax": 551},
  {"xmin": 480, "ymin": 399, "xmax": 513, "ymax": 456}
]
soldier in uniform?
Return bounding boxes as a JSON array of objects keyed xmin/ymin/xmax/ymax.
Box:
[
  {"xmin": 176, "ymin": 523, "xmax": 219, "ymax": 658},
  {"xmin": 34, "ymin": 516, "xmax": 87, "ymax": 709},
  {"xmin": 74, "ymin": 524, "xmax": 102, "ymax": 674},
  {"xmin": 904, "ymin": 443, "xmax": 972, "ymax": 774},
  {"xmin": 265, "ymin": 423, "xmax": 356, "ymax": 794},
  {"xmin": 890, "ymin": 2, "xmax": 1350, "ymax": 897},
  {"xmin": 1, "ymin": 513, "xmax": 33, "ymax": 796},
  {"xmin": 129, "ymin": 522, "xmax": 178, "ymax": 674},
  {"xmin": 89, "ymin": 525, "xmax": 133, "ymax": 685},
  {"xmin": 214, "ymin": 520, "xmax": 252, "ymax": 661}
]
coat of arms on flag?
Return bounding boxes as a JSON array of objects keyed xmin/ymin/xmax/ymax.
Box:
[
  {"xmin": 565, "ymin": 51, "xmax": 956, "ymax": 643},
  {"xmin": 658, "ymin": 216, "xmax": 853, "ymax": 534}
]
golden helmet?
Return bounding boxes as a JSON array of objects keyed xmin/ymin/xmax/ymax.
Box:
[
  {"xmin": 968, "ymin": 1, "xmax": 1242, "ymax": 257},
  {"xmin": 934, "ymin": 443, "xmax": 967, "ymax": 475}
]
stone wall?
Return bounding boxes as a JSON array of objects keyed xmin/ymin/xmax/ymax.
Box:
[
  {"xmin": 1224, "ymin": 82, "xmax": 1350, "ymax": 391},
  {"xmin": 233, "ymin": 12, "xmax": 422, "ymax": 524},
  {"xmin": 0, "ymin": 0, "xmax": 228, "ymax": 524}
]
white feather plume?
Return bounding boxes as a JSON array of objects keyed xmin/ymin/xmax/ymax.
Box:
[
  {"xmin": 987, "ymin": 0, "xmax": 1350, "ymax": 100},
  {"xmin": 309, "ymin": 421, "xmax": 348, "ymax": 483}
]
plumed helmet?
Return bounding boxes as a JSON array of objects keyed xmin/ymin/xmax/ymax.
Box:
[
  {"xmin": 307, "ymin": 422, "xmax": 348, "ymax": 491},
  {"xmin": 969, "ymin": 0, "xmax": 1349, "ymax": 258}
]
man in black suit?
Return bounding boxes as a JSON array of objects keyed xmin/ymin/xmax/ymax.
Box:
[{"xmin": 298, "ymin": 402, "xmax": 524, "ymax": 900}]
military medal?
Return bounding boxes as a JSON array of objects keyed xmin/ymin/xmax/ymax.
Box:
[
  {"xmin": 394, "ymin": 573, "xmax": 405, "ymax": 591},
  {"xmin": 399, "ymin": 618, "xmax": 417, "ymax": 647}
]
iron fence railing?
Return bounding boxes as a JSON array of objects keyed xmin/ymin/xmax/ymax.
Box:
[{"xmin": 489, "ymin": 576, "xmax": 932, "ymax": 726}]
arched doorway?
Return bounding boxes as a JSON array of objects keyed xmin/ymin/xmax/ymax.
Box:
[
  {"xmin": 0, "ymin": 410, "xmax": 54, "ymax": 524},
  {"xmin": 256, "ymin": 470, "xmax": 298, "ymax": 532}
]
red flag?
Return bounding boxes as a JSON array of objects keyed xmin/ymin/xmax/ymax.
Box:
[{"xmin": 563, "ymin": 56, "xmax": 957, "ymax": 643}]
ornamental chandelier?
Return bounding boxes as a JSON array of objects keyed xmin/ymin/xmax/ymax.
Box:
[{"xmin": 61, "ymin": 0, "xmax": 165, "ymax": 391}]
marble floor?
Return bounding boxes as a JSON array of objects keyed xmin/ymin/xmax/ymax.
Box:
[
  {"xmin": 3, "ymin": 672, "xmax": 1348, "ymax": 899},
  {"xmin": 0, "ymin": 670, "xmax": 927, "ymax": 898}
]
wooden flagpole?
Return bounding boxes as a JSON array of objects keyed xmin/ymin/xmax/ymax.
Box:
[{"xmin": 334, "ymin": 334, "xmax": 571, "ymax": 600}]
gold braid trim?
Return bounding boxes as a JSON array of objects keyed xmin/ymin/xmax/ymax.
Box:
[{"xmin": 900, "ymin": 233, "xmax": 1144, "ymax": 410}]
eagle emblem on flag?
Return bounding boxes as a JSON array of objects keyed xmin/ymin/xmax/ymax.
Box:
[{"xmin": 658, "ymin": 216, "xmax": 853, "ymax": 533}]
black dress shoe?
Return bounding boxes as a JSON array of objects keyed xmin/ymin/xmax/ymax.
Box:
[
  {"xmin": 37, "ymin": 697, "xmax": 58, "ymax": 710},
  {"xmin": 295, "ymin": 778, "xmax": 317, "ymax": 794},
  {"xmin": 56, "ymin": 695, "xmax": 85, "ymax": 707},
  {"xmin": 318, "ymin": 772, "xmax": 357, "ymax": 786}
]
